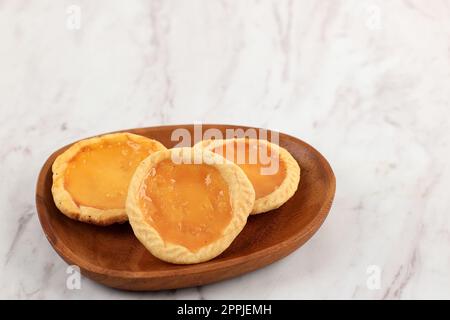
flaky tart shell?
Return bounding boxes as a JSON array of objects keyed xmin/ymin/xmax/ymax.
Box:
[
  {"xmin": 126, "ymin": 147, "xmax": 255, "ymax": 264},
  {"xmin": 51, "ymin": 132, "xmax": 166, "ymax": 226},
  {"xmin": 195, "ymin": 138, "xmax": 300, "ymax": 214}
]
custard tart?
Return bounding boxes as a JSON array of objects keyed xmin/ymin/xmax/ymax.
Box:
[
  {"xmin": 52, "ymin": 132, "xmax": 166, "ymax": 225},
  {"xmin": 126, "ymin": 147, "xmax": 255, "ymax": 264},
  {"xmin": 196, "ymin": 138, "xmax": 300, "ymax": 214}
]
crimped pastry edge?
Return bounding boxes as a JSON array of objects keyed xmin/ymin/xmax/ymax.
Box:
[
  {"xmin": 126, "ymin": 147, "xmax": 255, "ymax": 264},
  {"xmin": 194, "ymin": 138, "xmax": 300, "ymax": 214},
  {"xmin": 51, "ymin": 132, "xmax": 167, "ymax": 226}
]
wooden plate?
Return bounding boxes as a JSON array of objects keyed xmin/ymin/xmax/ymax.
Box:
[{"xmin": 35, "ymin": 124, "xmax": 335, "ymax": 291}]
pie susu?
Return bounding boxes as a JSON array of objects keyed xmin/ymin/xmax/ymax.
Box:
[
  {"xmin": 52, "ymin": 132, "xmax": 166, "ymax": 225},
  {"xmin": 195, "ymin": 138, "xmax": 300, "ymax": 214},
  {"xmin": 126, "ymin": 147, "xmax": 255, "ymax": 264}
]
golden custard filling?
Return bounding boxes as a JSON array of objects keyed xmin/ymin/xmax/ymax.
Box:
[
  {"xmin": 139, "ymin": 160, "xmax": 232, "ymax": 252},
  {"xmin": 213, "ymin": 140, "xmax": 286, "ymax": 199},
  {"xmin": 64, "ymin": 139, "xmax": 159, "ymax": 210}
]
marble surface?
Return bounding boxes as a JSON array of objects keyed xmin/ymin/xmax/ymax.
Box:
[{"xmin": 1, "ymin": 0, "xmax": 450, "ymax": 299}]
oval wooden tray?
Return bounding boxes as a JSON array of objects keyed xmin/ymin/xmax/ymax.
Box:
[{"xmin": 36, "ymin": 124, "xmax": 335, "ymax": 291}]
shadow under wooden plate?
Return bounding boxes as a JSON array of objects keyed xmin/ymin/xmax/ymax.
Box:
[{"xmin": 35, "ymin": 124, "xmax": 336, "ymax": 291}]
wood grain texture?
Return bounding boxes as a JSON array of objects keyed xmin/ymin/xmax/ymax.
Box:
[{"xmin": 35, "ymin": 124, "xmax": 336, "ymax": 291}]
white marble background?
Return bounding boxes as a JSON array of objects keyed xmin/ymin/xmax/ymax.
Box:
[{"xmin": 1, "ymin": 0, "xmax": 449, "ymax": 299}]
